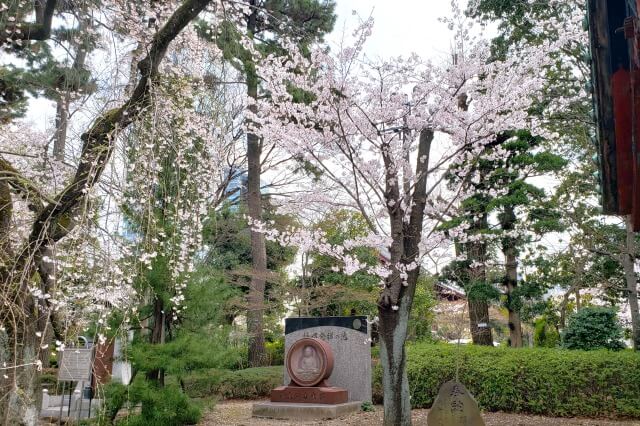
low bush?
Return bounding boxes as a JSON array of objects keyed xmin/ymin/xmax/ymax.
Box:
[
  {"xmin": 100, "ymin": 381, "xmax": 128, "ymax": 424},
  {"xmin": 130, "ymin": 332, "xmax": 245, "ymax": 375},
  {"xmin": 562, "ymin": 306, "xmax": 625, "ymax": 350},
  {"xmin": 265, "ymin": 339, "xmax": 284, "ymax": 366},
  {"xmin": 38, "ymin": 369, "xmax": 58, "ymax": 393},
  {"xmin": 373, "ymin": 343, "xmax": 640, "ymax": 418},
  {"xmin": 182, "ymin": 366, "xmax": 283, "ymax": 399},
  {"xmin": 115, "ymin": 376, "xmax": 201, "ymax": 426}
]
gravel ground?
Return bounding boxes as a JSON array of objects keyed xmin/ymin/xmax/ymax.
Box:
[{"xmin": 200, "ymin": 400, "xmax": 640, "ymax": 426}]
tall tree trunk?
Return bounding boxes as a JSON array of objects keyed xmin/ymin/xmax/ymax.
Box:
[
  {"xmin": 146, "ymin": 297, "xmax": 166, "ymax": 385},
  {"xmin": 245, "ymin": 1, "xmax": 267, "ymax": 367},
  {"xmin": 53, "ymin": 97, "xmax": 69, "ymax": 161},
  {"xmin": 505, "ymin": 251, "xmax": 522, "ymax": 347},
  {"xmin": 466, "ymin": 215, "xmax": 493, "ymax": 346},
  {"xmin": 623, "ymin": 216, "xmax": 640, "ymax": 350},
  {"xmin": 53, "ymin": 12, "xmax": 89, "ymax": 161},
  {"xmin": 378, "ymin": 129, "xmax": 432, "ymax": 425},
  {"xmin": 501, "ymin": 205, "xmax": 522, "ymax": 347},
  {"xmin": 468, "ymin": 298, "xmax": 493, "ymax": 345},
  {"xmin": 378, "ymin": 290, "xmax": 414, "ymax": 426}
]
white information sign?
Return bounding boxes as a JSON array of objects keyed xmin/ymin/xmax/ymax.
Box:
[{"xmin": 58, "ymin": 348, "xmax": 93, "ymax": 382}]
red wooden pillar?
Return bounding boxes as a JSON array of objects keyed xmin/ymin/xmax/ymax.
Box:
[
  {"xmin": 625, "ymin": 15, "xmax": 640, "ymax": 229},
  {"xmin": 636, "ymin": 2, "xmax": 640, "ymax": 230},
  {"xmin": 612, "ymin": 67, "xmax": 633, "ymax": 214}
]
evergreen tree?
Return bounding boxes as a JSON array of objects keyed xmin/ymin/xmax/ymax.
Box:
[
  {"xmin": 491, "ymin": 131, "xmax": 565, "ymax": 346},
  {"xmin": 562, "ymin": 306, "xmax": 625, "ymax": 350},
  {"xmin": 0, "ymin": 1, "xmax": 97, "ymax": 124},
  {"xmin": 442, "ymin": 131, "xmax": 565, "ymax": 346},
  {"xmin": 470, "ymin": 0, "xmax": 640, "ymax": 350},
  {"xmin": 197, "ymin": 0, "xmax": 336, "ymax": 365},
  {"xmin": 200, "ymin": 197, "xmax": 297, "ymax": 326}
]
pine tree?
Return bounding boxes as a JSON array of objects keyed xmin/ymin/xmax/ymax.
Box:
[
  {"xmin": 0, "ymin": 1, "xmax": 97, "ymax": 124},
  {"xmin": 197, "ymin": 0, "xmax": 336, "ymax": 365},
  {"xmin": 200, "ymin": 197, "xmax": 297, "ymax": 326},
  {"xmin": 489, "ymin": 132, "xmax": 565, "ymax": 346},
  {"xmin": 442, "ymin": 131, "xmax": 566, "ymax": 346}
]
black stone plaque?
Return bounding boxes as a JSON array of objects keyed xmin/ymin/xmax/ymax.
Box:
[{"xmin": 285, "ymin": 316, "xmax": 368, "ymax": 335}]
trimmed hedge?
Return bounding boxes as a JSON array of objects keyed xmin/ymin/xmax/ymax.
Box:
[
  {"xmin": 182, "ymin": 366, "xmax": 283, "ymax": 399},
  {"xmin": 181, "ymin": 344, "xmax": 640, "ymax": 418},
  {"xmin": 373, "ymin": 343, "xmax": 640, "ymax": 418}
]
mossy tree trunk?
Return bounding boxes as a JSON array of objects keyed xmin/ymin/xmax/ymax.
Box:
[
  {"xmin": 245, "ymin": 1, "xmax": 268, "ymax": 367},
  {"xmin": 466, "ymin": 215, "xmax": 493, "ymax": 346}
]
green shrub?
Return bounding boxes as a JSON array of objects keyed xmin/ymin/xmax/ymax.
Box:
[
  {"xmin": 182, "ymin": 366, "xmax": 283, "ymax": 399},
  {"xmin": 562, "ymin": 306, "xmax": 625, "ymax": 350},
  {"xmin": 38, "ymin": 369, "xmax": 58, "ymax": 393},
  {"xmin": 534, "ymin": 317, "xmax": 560, "ymax": 348},
  {"xmin": 130, "ymin": 332, "xmax": 245, "ymax": 375},
  {"xmin": 100, "ymin": 381, "xmax": 128, "ymax": 424},
  {"xmin": 265, "ymin": 339, "xmax": 284, "ymax": 366},
  {"xmin": 116, "ymin": 377, "xmax": 201, "ymax": 426},
  {"xmin": 361, "ymin": 401, "xmax": 374, "ymax": 412},
  {"xmin": 373, "ymin": 343, "xmax": 640, "ymax": 418}
]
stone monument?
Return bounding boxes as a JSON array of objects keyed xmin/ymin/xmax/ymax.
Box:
[
  {"xmin": 284, "ymin": 316, "xmax": 372, "ymax": 403},
  {"xmin": 427, "ymin": 380, "xmax": 485, "ymax": 426},
  {"xmin": 252, "ymin": 337, "xmax": 361, "ymax": 420}
]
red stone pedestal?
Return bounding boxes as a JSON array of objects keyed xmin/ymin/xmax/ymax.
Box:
[{"xmin": 271, "ymin": 385, "xmax": 348, "ymax": 404}]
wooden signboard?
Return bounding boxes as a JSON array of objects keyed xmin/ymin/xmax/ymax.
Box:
[{"xmin": 58, "ymin": 348, "xmax": 93, "ymax": 382}]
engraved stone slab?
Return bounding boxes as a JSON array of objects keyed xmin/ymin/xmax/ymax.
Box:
[
  {"xmin": 271, "ymin": 385, "xmax": 348, "ymax": 404},
  {"xmin": 58, "ymin": 348, "xmax": 93, "ymax": 382},
  {"xmin": 284, "ymin": 316, "xmax": 371, "ymax": 403},
  {"xmin": 427, "ymin": 380, "xmax": 485, "ymax": 426}
]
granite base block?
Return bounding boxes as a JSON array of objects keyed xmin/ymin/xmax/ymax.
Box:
[
  {"xmin": 271, "ymin": 385, "xmax": 348, "ymax": 404},
  {"xmin": 252, "ymin": 401, "xmax": 361, "ymax": 420}
]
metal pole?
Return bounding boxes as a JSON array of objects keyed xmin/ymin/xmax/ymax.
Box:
[
  {"xmin": 77, "ymin": 380, "xmax": 83, "ymax": 422},
  {"xmin": 57, "ymin": 382, "xmax": 65, "ymax": 426},
  {"xmin": 88, "ymin": 391, "xmax": 92, "ymax": 419},
  {"xmin": 67, "ymin": 382, "xmax": 72, "ymax": 416}
]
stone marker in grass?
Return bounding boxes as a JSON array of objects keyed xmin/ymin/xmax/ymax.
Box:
[{"xmin": 427, "ymin": 380, "xmax": 485, "ymax": 426}]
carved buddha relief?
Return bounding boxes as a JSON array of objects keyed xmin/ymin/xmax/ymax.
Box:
[
  {"xmin": 286, "ymin": 337, "xmax": 334, "ymax": 387},
  {"xmin": 296, "ymin": 345, "xmax": 320, "ymax": 380}
]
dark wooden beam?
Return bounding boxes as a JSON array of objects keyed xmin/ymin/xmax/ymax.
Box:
[{"xmin": 588, "ymin": 0, "xmax": 619, "ymax": 214}]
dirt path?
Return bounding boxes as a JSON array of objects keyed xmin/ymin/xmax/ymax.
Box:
[{"xmin": 200, "ymin": 400, "xmax": 640, "ymax": 426}]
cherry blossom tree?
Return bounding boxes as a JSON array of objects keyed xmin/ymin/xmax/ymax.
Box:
[
  {"xmin": 252, "ymin": 12, "xmax": 569, "ymax": 424},
  {"xmin": 0, "ymin": 1, "xmax": 243, "ymax": 423}
]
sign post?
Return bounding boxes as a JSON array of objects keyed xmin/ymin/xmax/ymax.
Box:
[{"xmin": 57, "ymin": 347, "xmax": 94, "ymax": 421}]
